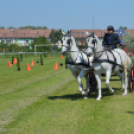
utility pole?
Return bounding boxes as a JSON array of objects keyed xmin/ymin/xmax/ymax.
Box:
[
  {"xmin": 92, "ymin": 5, "xmax": 96, "ymax": 30},
  {"xmin": 93, "ymin": 15, "xmax": 94, "ymax": 30}
]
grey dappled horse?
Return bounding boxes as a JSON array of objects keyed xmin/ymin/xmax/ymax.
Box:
[
  {"xmin": 61, "ymin": 31, "xmax": 93, "ymax": 98},
  {"xmin": 85, "ymin": 32, "xmax": 132, "ymax": 100}
]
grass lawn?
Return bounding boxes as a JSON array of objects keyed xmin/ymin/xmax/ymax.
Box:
[{"xmin": 0, "ymin": 54, "xmax": 134, "ymax": 134}]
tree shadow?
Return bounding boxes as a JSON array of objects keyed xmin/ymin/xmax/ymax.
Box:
[{"xmin": 48, "ymin": 88, "xmax": 120, "ymax": 101}]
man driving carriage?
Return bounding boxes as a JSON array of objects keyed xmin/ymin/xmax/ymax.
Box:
[{"xmin": 102, "ymin": 26, "xmax": 123, "ymax": 49}]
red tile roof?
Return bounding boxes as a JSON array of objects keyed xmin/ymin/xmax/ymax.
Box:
[
  {"xmin": 71, "ymin": 29, "xmax": 107, "ymax": 38},
  {"xmin": 125, "ymin": 30, "xmax": 134, "ymax": 33},
  {"xmin": 71, "ymin": 29, "xmax": 134, "ymax": 38},
  {"xmin": 0, "ymin": 29, "xmax": 56, "ymax": 38},
  {"xmin": 0, "ymin": 29, "xmax": 134, "ymax": 39}
]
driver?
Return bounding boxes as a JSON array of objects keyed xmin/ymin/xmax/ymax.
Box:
[{"xmin": 102, "ymin": 26, "xmax": 122, "ymax": 50}]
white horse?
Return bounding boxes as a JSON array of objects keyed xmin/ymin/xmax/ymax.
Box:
[
  {"xmin": 61, "ymin": 31, "xmax": 93, "ymax": 97},
  {"xmin": 85, "ymin": 32, "xmax": 132, "ymax": 100}
]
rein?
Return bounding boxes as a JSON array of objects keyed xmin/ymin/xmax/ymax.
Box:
[
  {"xmin": 86, "ymin": 35, "xmax": 123, "ymax": 70},
  {"xmin": 62, "ymin": 37, "xmax": 91, "ymax": 68}
]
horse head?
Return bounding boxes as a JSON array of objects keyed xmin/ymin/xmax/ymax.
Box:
[
  {"xmin": 85, "ymin": 31, "xmax": 98, "ymax": 56},
  {"xmin": 61, "ymin": 30, "xmax": 73, "ymax": 56}
]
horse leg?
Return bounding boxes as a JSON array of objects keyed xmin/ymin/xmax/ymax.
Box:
[
  {"xmin": 122, "ymin": 68, "xmax": 128, "ymax": 96},
  {"xmin": 115, "ymin": 71, "xmax": 126, "ymax": 93},
  {"xmin": 85, "ymin": 75, "xmax": 90, "ymax": 93},
  {"xmin": 94, "ymin": 72, "xmax": 102, "ymax": 100},
  {"xmin": 71, "ymin": 72, "xmax": 83, "ymax": 93},
  {"xmin": 77, "ymin": 70, "xmax": 88, "ymax": 96},
  {"xmin": 106, "ymin": 70, "xmax": 114, "ymax": 94}
]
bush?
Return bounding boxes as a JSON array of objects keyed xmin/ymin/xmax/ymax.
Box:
[
  {"xmin": 0, "ymin": 43, "xmax": 26, "ymax": 52},
  {"xmin": 29, "ymin": 36, "xmax": 52, "ymax": 52}
]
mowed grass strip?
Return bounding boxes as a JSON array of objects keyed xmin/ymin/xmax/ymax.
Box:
[
  {"xmin": 0, "ymin": 56, "xmax": 134, "ymax": 134},
  {"xmin": 0, "ymin": 56, "xmax": 74, "ymax": 132}
]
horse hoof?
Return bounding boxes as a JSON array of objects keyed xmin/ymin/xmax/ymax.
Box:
[
  {"xmin": 96, "ymin": 97, "xmax": 101, "ymax": 101},
  {"xmin": 122, "ymin": 92, "xmax": 127, "ymax": 96},
  {"xmin": 83, "ymin": 96, "xmax": 88, "ymax": 100},
  {"xmin": 109, "ymin": 90, "xmax": 114, "ymax": 95},
  {"xmin": 82, "ymin": 91, "xmax": 88, "ymax": 96}
]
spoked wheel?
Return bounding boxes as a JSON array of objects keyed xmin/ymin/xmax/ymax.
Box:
[
  {"xmin": 88, "ymin": 71, "xmax": 97, "ymax": 95},
  {"xmin": 129, "ymin": 59, "xmax": 134, "ymax": 92},
  {"xmin": 130, "ymin": 82, "xmax": 134, "ymax": 91}
]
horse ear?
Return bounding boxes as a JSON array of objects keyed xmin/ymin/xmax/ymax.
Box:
[
  {"xmin": 85, "ymin": 31, "xmax": 90, "ymax": 36},
  {"xmin": 62, "ymin": 31, "xmax": 65, "ymax": 35},
  {"xmin": 70, "ymin": 31, "xmax": 73, "ymax": 36}
]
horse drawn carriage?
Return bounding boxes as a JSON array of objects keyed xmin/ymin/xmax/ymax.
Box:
[{"xmin": 62, "ymin": 31, "xmax": 134, "ymax": 100}]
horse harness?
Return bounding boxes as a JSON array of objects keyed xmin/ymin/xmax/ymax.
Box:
[
  {"xmin": 86, "ymin": 33, "xmax": 123, "ymax": 71},
  {"xmin": 62, "ymin": 37, "xmax": 91, "ymax": 68},
  {"xmin": 62, "ymin": 35, "xmax": 123, "ymax": 71}
]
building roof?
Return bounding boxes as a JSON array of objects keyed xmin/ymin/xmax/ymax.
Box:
[
  {"xmin": 125, "ymin": 29, "xmax": 134, "ymax": 33},
  {"xmin": 0, "ymin": 29, "xmax": 55, "ymax": 38},
  {"xmin": 1, "ymin": 29, "xmax": 134, "ymax": 39},
  {"xmin": 71, "ymin": 29, "xmax": 107, "ymax": 38},
  {"xmin": 71, "ymin": 29, "xmax": 134, "ymax": 38}
]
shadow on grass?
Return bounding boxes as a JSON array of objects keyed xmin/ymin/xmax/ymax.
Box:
[
  {"xmin": 48, "ymin": 88, "xmax": 120, "ymax": 101},
  {"xmin": 101, "ymin": 79, "xmax": 121, "ymax": 82},
  {"xmin": 48, "ymin": 93, "xmax": 83, "ymax": 101},
  {"xmin": 126, "ymin": 111, "xmax": 134, "ymax": 114}
]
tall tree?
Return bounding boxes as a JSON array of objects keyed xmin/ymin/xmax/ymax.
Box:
[
  {"xmin": 8, "ymin": 26, "xmax": 15, "ymax": 29},
  {"xmin": 0, "ymin": 27, "xmax": 4, "ymax": 29},
  {"xmin": 19, "ymin": 26, "xmax": 48, "ymax": 29},
  {"xmin": 30, "ymin": 36, "xmax": 51, "ymax": 52},
  {"xmin": 49, "ymin": 29, "xmax": 63, "ymax": 43},
  {"xmin": 119, "ymin": 26, "xmax": 127, "ymax": 30},
  {"xmin": 122, "ymin": 32, "xmax": 134, "ymax": 51}
]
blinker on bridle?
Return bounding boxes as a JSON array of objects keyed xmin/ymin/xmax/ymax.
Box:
[
  {"xmin": 61, "ymin": 37, "xmax": 72, "ymax": 49},
  {"xmin": 87, "ymin": 36, "xmax": 96, "ymax": 52}
]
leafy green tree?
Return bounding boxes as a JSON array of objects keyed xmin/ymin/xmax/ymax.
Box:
[
  {"xmin": 8, "ymin": 26, "xmax": 16, "ymax": 29},
  {"xmin": 19, "ymin": 26, "xmax": 48, "ymax": 29},
  {"xmin": 119, "ymin": 26, "xmax": 127, "ymax": 30},
  {"xmin": 122, "ymin": 32, "xmax": 134, "ymax": 51},
  {"xmin": 30, "ymin": 36, "xmax": 51, "ymax": 52},
  {"xmin": 42, "ymin": 26, "xmax": 47, "ymax": 29},
  {"xmin": 49, "ymin": 29, "xmax": 63, "ymax": 43},
  {"xmin": 0, "ymin": 27, "xmax": 4, "ymax": 29}
]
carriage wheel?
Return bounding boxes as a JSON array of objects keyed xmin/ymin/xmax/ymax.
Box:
[
  {"xmin": 129, "ymin": 60, "xmax": 134, "ymax": 92},
  {"xmin": 129, "ymin": 81, "xmax": 134, "ymax": 92}
]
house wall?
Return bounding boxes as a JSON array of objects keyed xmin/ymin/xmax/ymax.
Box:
[{"xmin": 16, "ymin": 38, "xmax": 33, "ymax": 46}]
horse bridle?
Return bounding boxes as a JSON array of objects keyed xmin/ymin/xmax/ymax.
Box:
[
  {"xmin": 86, "ymin": 35, "xmax": 96, "ymax": 53},
  {"xmin": 61, "ymin": 36, "xmax": 72, "ymax": 51}
]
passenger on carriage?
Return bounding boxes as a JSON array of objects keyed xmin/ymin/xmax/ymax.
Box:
[{"xmin": 102, "ymin": 26, "xmax": 122, "ymax": 50}]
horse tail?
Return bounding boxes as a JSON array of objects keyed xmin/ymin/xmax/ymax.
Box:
[{"xmin": 124, "ymin": 54, "xmax": 132, "ymax": 71}]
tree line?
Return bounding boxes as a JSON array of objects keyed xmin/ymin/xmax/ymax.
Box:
[{"xmin": 0, "ymin": 26, "xmax": 48, "ymax": 29}]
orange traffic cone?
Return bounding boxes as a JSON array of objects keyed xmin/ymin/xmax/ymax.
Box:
[
  {"xmin": 49, "ymin": 55, "xmax": 51, "ymax": 58},
  {"xmin": 26, "ymin": 64, "xmax": 31, "ymax": 71},
  {"xmin": 53, "ymin": 63, "xmax": 58, "ymax": 70},
  {"xmin": 61, "ymin": 55, "xmax": 63, "ymax": 58},
  {"xmin": 31, "ymin": 60, "xmax": 34, "ymax": 66},
  {"xmin": 13, "ymin": 58, "xmax": 17, "ymax": 64},
  {"xmin": 8, "ymin": 61, "xmax": 12, "ymax": 67}
]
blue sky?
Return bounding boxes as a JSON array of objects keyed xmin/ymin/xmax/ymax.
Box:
[{"xmin": 0, "ymin": 0, "xmax": 133, "ymax": 31}]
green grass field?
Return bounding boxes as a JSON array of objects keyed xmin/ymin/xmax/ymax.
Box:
[{"xmin": 0, "ymin": 55, "xmax": 134, "ymax": 134}]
